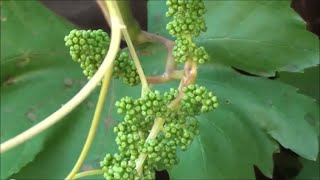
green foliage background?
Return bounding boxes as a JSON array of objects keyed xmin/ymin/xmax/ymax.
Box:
[{"xmin": 1, "ymin": 1, "xmax": 319, "ymax": 180}]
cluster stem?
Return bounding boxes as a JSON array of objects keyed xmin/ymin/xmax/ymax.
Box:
[
  {"xmin": 121, "ymin": 28, "xmax": 150, "ymax": 96},
  {"xmin": 135, "ymin": 117, "xmax": 165, "ymax": 175}
]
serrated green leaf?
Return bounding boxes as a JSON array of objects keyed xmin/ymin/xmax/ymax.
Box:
[{"xmin": 148, "ymin": 0, "xmax": 319, "ymax": 77}]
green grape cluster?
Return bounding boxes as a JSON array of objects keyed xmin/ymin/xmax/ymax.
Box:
[
  {"xmin": 64, "ymin": 29, "xmax": 140, "ymax": 86},
  {"xmin": 100, "ymin": 85, "xmax": 218, "ymax": 179},
  {"xmin": 64, "ymin": 29, "xmax": 109, "ymax": 79},
  {"xmin": 181, "ymin": 84, "xmax": 218, "ymax": 116},
  {"xmin": 166, "ymin": 0, "xmax": 206, "ymax": 37},
  {"xmin": 101, "ymin": 91, "xmax": 170, "ymax": 179},
  {"xmin": 113, "ymin": 52, "xmax": 140, "ymax": 86},
  {"xmin": 166, "ymin": 0, "xmax": 209, "ymax": 64},
  {"xmin": 173, "ymin": 36, "xmax": 209, "ymax": 64}
]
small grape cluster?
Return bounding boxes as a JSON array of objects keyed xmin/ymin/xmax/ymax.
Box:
[
  {"xmin": 100, "ymin": 85, "xmax": 218, "ymax": 179},
  {"xmin": 64, "ymin": 29, "xmax": 109, "ymax": 79},
  {"xmin": 113, "ymin": 52, "xmax": 140, "ymax": 86},
  {"xmin": 181, "ymin": 84, "xmax": 218, "ymax": 116},
  {"xmin": 64, "ymin": 29, "xmax": 140, "ymax": 86},
  {"xmin": 101, "ymin": 91, "xmax": 171, "ymax": 179},
  {"xmin": 173, "ymin": 36, "xmax": 209, "ymax": 64},
  {"xmin": 166, "ymin": 0, "xmax": 206, "ymax": 37},
  {"xmin": 166, "ymin": 0, "xmax": 209, "ymax": 64}
]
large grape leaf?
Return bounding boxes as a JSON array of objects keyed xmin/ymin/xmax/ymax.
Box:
[
  {"xmin": 0, "ymin": 0, "xmax": 79, "ymax": 178},
  {"xmin": 148, "ymin": 0, "xmax": 319, "ymax": 77},
  {"xmin": 2, "ymin": 1, "xmax": 319, "ymax": 180},
  {"xmin": 12, "ymin": 44, "xmax": 319, "ymax": 179}
]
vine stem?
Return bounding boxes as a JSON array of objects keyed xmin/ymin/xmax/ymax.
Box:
[
  {"xmin": 65, "ymin": 1, "xmax": 122, "ymax": 179},
  {"xmin": 104, "ymin": 0, "xmax": 150, "ymax": 95},
  {"xmin": 146, "ymin": 70, "xmax": 184, "ymax": 84},
  {"xmin": 0, "ymin": 2, "xmax": 122, "ymax": 154},
  {"xmin": 74, "ymin": 169, "xmax": 106, "ymax": 180}
]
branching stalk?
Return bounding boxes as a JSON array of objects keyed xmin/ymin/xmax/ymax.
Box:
[
  {"xmin": 141, "ymin": 31, "xmax": 175, "ymax": 73},
  {"xmin": 146, "ymin": 70, "xmax": 184, "ymax": 84},
  {"xmin": 139, "ymin": 31, "xmax": 186, "ymax": 85}
]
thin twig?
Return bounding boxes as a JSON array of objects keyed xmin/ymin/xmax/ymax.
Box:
[
  {"xmin": 74, "ymin": 169, "xmax": 106, "ymax": 180},
  {"xmin": 141, "ymin": 31, "xmax": 175, "ymax": 73}
]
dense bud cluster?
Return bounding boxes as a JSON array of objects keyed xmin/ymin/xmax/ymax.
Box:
[
  {"xmin": 100, "ymin": 152, "xmax": 154, "ymax": 180},
  {"xmin": 64, "ymin": 29, "xmax": 110, "ymax": 79},
  {"xmin": 166, "ymin": 0, "xmax": 206, "ymax": 37},
  {"xmin": 64, "ymin": 29, "xmax": 140, "ymax": 86},
  {"xmin": 173, "ymin": 37, "xmax": 209, "ymax": 64},
  {"xmin": 182, "ymin": 84, "xmax": 218, "ymax": 116},
  {"xmin": 166, "ymin": 0, "xmax": 209, "ymax": 64},
  {"xmin": 101, "ymin": 85, "xmax": 218, "ymax": 179},
  {"xmin": 113, "ymin": 52, "xmax": 140, "ymax": 86}
]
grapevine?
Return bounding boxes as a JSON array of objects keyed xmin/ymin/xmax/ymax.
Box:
[
  {"xmin": 0, "ymin": 0, "xmax": 318, "ymax": 180},
  {"xmin": 63, "ymin": 0, "xmax": 218, "ymax": 179},
  {"xmin": 0, "ymin": 1, "xmax": 219, "ymax": 179}
]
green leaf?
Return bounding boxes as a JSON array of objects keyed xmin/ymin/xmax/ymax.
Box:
[
  {"xmin": 278, "ymin": 66, "xmax": 319, "ymax": 180},
  {"xmin": 279, "ymin": 65, "xmax": 320, "ymax": 104},
  {"xmin": 296, "ymin": 137, "xmax": 320, "ymax": 180},
  {"xmin": 148, "ymin": 1, "xmax": 319, "ymax": 77},
  {"xmin": 12, "ymin": 44, "xmax": 319, "ymax": 179},
  {"xmin": 170, "ymin": 63, "xmax": 318, "ymax": 179},
  {"xmin": 0, "ymin": 1, "xmax": 77, "ymax": 178}
]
